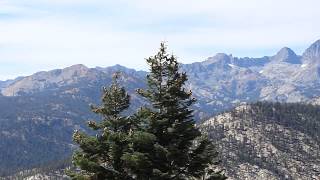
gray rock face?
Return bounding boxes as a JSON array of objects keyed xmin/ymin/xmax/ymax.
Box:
[
  {"xmin": 0, "ymin": 77, "xmax": 23, "ymax": 91},
  {"xmin": 201, "ymin": 102, "xmax": 320, "ymax": 180},
  {"xmin": 271, "ymin": 47, "xmax": 300, "ymax": 64},
  {"xmin": 302, "ymin": 39, "xmax": 320, "ymax": 63}
]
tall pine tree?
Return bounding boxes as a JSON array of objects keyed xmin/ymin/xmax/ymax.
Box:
[
  {"xmin": 68, "ymin": 43, "xmax": 226, "ymax": 179},
  {"xmin": 135, "ymin": 43, "xmax": 226, "ymax": 179},
  {"xmin": 68, "ymin": 73, "xmax": 135, "ymax": 180}
]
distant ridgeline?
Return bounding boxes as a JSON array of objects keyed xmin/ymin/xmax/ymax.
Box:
[{"xmin": 1, "ymin": 39, "xmax": 320, "ymax": 119}]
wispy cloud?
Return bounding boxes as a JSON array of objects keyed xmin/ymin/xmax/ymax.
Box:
[{"xmin": 0, "ymin": 0, "xmax": 319, "ymax": 80}]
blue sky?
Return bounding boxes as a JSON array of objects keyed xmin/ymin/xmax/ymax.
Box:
[{"xmin": 0, "ymin": 0, "xmax": 319, "ymax": 80}]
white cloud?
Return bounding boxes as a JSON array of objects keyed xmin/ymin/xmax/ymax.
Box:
[{"xmin": 0, "ymin": 0, "xmax": 319, "ymax": 80}]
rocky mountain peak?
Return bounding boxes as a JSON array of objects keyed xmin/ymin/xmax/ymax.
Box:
[
  {"xmin": 302, "ymin": 39, "xmax": 320, "ymax": 62},
  {"xmin": 104, "ymin": 64, "xmax": 134, "ymax": 73},
  {"xmin": 202, "ymin": 53, "xmax": 231, "ymax": 66},
  {"xmin": 1, "ymin": 64, "xmax": 95, "ymax": 96},
  {"xmin": 62, "ymin": 64, "xmax": 90, "ymax": 76},
  {"xmin": 65, "ymin": 64, "xmax": 88, "ymax": 70},
  {"xmin": 271, "ymin": 47, "xmax": 300, "ymax": 64}
]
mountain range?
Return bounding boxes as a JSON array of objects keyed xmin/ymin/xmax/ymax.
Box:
[
  {"xmin": 2, "ymin": 40, "xmax": 320, "ymax": 116},
  {"xmin": 0, "ymin": 39, "xmax": 320, "ymax": 176}
]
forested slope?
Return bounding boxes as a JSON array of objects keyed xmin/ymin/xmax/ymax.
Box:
[
  {"xmin": 6, "ymin": 102, "xmax": 320, "ymax": 179},
  {"xmin": 201, "ymin": 102, "xmax": 320, "ymax": 179}
]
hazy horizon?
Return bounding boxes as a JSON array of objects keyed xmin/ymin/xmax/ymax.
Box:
[
  {"xmin": 0, "ymin": 39, "xmax": 319, "ymax": 81},
  {"xmin": 0, "ymin": 0, "xmax": 320, "ymax": 80}
]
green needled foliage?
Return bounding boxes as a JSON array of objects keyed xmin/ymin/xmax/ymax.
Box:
[
  {"xmin": 68, "ymin": 43, "xmax": 226, "ymax": 180},
  {"xmin": 68, "ymin": 73, "xmax": 135, "ymax": 180},
  {"xmin": 134, "ymin": 43, "xmax": 227, "ymax": 179}
]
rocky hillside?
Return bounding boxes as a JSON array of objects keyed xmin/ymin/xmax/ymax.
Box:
[
  {"xmin": 1, "ymin": 159, "xmax": 70, "ymax": 180},
  {"xmin": 201, "ymin": 102, "xmax": 320, "ymax": 179},
  {"xmin": 5, "ymin": 102, "xmax": 320, "ymax": 180}
]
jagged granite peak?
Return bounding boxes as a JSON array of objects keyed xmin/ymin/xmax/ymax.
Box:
[
  {"xmin": 65, "ymin": 64, "xmax": 88, "ymax": 70},
  {"xmin": 101, "ymin": 64, "xmax": 131, "ymax": 72},
  {"xmin": 54, "ymin": 64, "xmax": 91, "ymax": 77},
  {"xmin": 95, "ymin": 64, "xmax": 148, "ymax": 82},
  {"xmin": 302, "ymin": 39, "xmax": 320, "ymax": 62},
  {"xmin": 0, "ymin": 63, "xmax": 149, "ymax": 97},
  {"xmin": 271, "ymin": 47, "xmax": 300, "ymax": 64},
  {"xmin": 1, "ymin": 64, "xmax": 98, "ymax": 96},
  {"xmin": 204, "ymin": 53, "xmax": 271, "ymax": 68},
  {"xmin": 100, "ymin": 64, "xmax": 145, "ymax": 75},
  {"xmin": 231, "ymin": 56, "xmax": 270, "ymax": 68},
  {"xmin": 30, "ymin": 64, "xmax": 90, "ymax": 79},
  {"xmin": 202, "ymin": 53, "xmax": 232, "ymax": 66}
]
